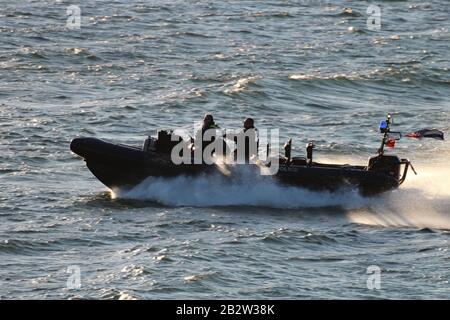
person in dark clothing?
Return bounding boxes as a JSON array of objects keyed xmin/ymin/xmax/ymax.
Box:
[
  {"xmin": 193, "ymin": 113, "xmax": 224, "ymax": 163},
  {"xmin": 201, "ymin": 114, "xmax": 219, "ymax": 133},
  {"xmin": 235, "ymin": 118, "xmax": 258, "ymax": 163},
  {"xmin": 243, "ymin": 117, "xmax": 255, "ymax": 131},
  {"xmin": 199, "ymin": 113, "xmax": 219, "ymax": 149}
]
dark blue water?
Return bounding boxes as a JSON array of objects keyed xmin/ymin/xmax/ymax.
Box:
[{"xmin": 0, "ymin": 0, "xmax": 449, "ymax": 299}]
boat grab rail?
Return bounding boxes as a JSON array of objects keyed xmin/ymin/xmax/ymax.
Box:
[{"xmin": 399, "ymin": 159, "xmax": 417, "ymax": 185}]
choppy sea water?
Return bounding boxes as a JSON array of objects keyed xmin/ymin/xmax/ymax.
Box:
[{"xmin": 0, "ymin": 0, "xmax": 449, "ymax": 299}]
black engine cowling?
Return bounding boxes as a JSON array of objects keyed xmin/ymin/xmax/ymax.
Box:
[
  {"xmin": 155, "ymin": 130, "xmax": 182, "ymax": 153},
  {"xmin": 367, "ymin": 155, "xmax": 401, "ymax": 179}
]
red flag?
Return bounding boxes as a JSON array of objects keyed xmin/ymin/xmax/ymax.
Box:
[
  {"xmin": 405, "ymin": 132, "xmax": 421, "ymax": 138},
  {"xmin": 405, "ymin": 129, "xmax": 444, "ymax": 140}
]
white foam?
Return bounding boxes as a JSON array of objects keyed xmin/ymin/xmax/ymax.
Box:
[
  {"xmin": 113, "ymin": 166, "xmax": 366, "ymax": 209},
  {"xmin": 348, "ymin": 164, "xmax": 450, "ymax": 230},
  {"xmin": 112, "ymin": 163, "xmax": 450, "ymax": 230}
]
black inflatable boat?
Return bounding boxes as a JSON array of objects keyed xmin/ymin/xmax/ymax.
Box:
[{"xmin": 70, "ymin": 114, "xmax": 415, "ymax": 196}]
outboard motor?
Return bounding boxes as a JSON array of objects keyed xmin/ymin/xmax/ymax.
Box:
[
  {"xmin": 367, "ymin": 154, "xmax": 401, "ymax": 179},
  {"xmin": 368, "ymin": 113, "xmax": 417, "ymax": 184},
  {"xmin": 155, "ymin": 130, "xmax": 182, "ymax": 153}
]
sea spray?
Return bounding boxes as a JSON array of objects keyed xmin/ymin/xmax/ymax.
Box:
[
  {"xmin": 348, "ymin": 164, "xmax": 450, "ymax": 230},
  {"xmin": 112, "ymin": 164, "xmax": 450, "ymax": 230},
  {"xmin": 113, "ymin": 166, "xmax": 367, "ymax": 209}
]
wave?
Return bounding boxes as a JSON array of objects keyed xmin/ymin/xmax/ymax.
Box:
[
  {"xmin": 250, "ymin": 11, "xmax": 293, "ymax": 18},
  {"xmin": 0, "ymin": 239, "xmax": 53, "ymax": 255},
  {"xmin": 288, "ymin": 67, "xmax": 450, "ymax": 86},
  {"xmin": 336, "ymin": 7, "xmax": 362, "ymax": 17},
  {"xmin": 65, "ymin": 48, "xmax": 101, "ymax": 61},
  {"xmin": 223, "ymin": 76, "xmax": 261, "ymax": 94}
]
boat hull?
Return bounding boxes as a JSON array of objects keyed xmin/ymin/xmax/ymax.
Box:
[{"xmin": 70, "ymin": 137, "xmax": 400, "ymax": 195}]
